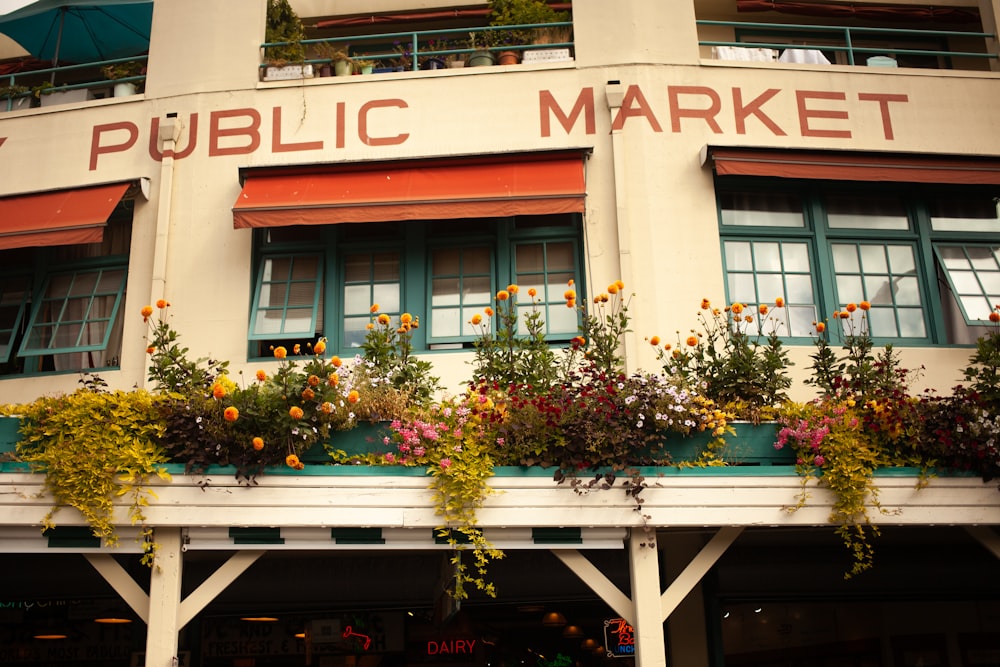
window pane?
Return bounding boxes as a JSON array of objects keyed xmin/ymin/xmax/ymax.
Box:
[
  {"xmin": 930, "ymin": 194, "xmax": 1000, "ymax": 232},
  {"xmin": 21, "ymin": 267, "xmax": 125, "ymax": 355},
  {"xmin": 831, "ymin": 245, "xmax": 860, "ymax": 273},
  {"xmin": 898, "ymin": 308, "xmax": 927, "ymax": 337},
  {"xmin": 250, "ymin": 255, "xmax": 320, "ymax": 338},
  {"xmin": 464, "ymin": 276, "xmax": 491, "ymax": 305},
  {"xmin": 782, "ymin": 243, "xmax": 811, "ymax": 272},
  {"xmin": 960, "ymin": 295, "xmax": 993, "ymax": 321},
  {"xmin": 788, "ymin": 305, "xmax": 818, "ymax": 337},
  {"xmin": 753, "ymin": 243, "xmax": 781, "ymax": 271},
  {"xmin": 431, "ymin": 248, "xmax": 460, "ymax": 275},
  {"xmin": 722, "ymin": 239, "xmax": 815, "ymax": 337},
  {"xmin": 372, "ymin": 253, "xmax": 400, "ymax": 281},
  {"xmin": 373, "ymin": 284, "xmax": 400, "ymax": 313},
  {"xmin": 343, "ymin": 317, "xmax": 368, "ymax": 348},
  {"xmin": 432, "ymin": 278, "xmax": 460, "ymax": 307},
  {"xmin": 545, "ymin": 303, "xmax": 578, "ymax": 334},
  {"xmin": 514, "ymin": 241, "xmax": 579, "ymax": 339},
  {"xmin": 344, "ymin": 255, "xmax": 372, "ymax": 282},
  {"xmin": 515, "ymin": 244, "xmax": 543, "ymax": 272},
  {"xmin": 785, "ymin": 275, "xmax": 814, "ymax": 303},
  {"xmin": 432, "ymin": 307, "xmax": 461, "ymax": 338},
  {"xmin": 859, "ymin": 245, "xmax": 888, "ymax": 273},
  {"xmin": 431, "ymin": 246, "xmax": 492, "ymax": 339},
  {"xmin": 344, "ymin": 284, "xmax": 372, "ymax": 315},
  {"xmin": 933, "ymin": 244, "xmax": 1000, "ymax": 323},
  {"xmin": 719, "ymin": 191, "xmax": 804, "ymax": 227},
  {"xmin": 936, "ymin": 246, "xmax": 969, "ymax": 270},
  {"xmin": 728, "ymin": 275, "xmax": 757, "ymax": 304},
  {"xmin": 724, "ymin": 241, "xmax": 753, "ymax": 271},
  {"xmin": 826, "ymin": 193, "xmax": 908, "ymax": 230},
  {"xmin": 867, "ymin": 307, "xmax": 898, "ymax": 337}
]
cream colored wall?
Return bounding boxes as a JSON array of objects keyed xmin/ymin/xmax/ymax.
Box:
[{"xmin": 0, "ymin": 0, "xmax": 997, "ymax": 405}]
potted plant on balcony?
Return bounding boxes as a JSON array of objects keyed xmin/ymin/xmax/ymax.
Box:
[
  {"xmin": 101, "ymin": 60, "xmax": 144, "ymax": 97},
  {"xmin": 314, "ymin": 42, "xmax": 352, "ymax": 77},
  {"xmin": 263, "ymin": 0, "xmax": 310, "ymax": 80},
  {"xmin": 0, "ymin": 83, "xmax": 31, "ymax": 111},
  {"xmin": 466, "ymin": 31, "xmax": 497, "ymax": 67},
  {"xmin": 488, "ymin": 0, "xmax": 571, "ymax": 63}
]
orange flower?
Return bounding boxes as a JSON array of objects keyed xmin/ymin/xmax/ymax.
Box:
[
  {"xmin": 313, "ymin": 339, "xmax": 326, "ymax": 354},
  {"xmin": 507, "ymin": 284, "xmax": 519, "ymax": 294},
  {"xmin": 564, "ymin": 289, "xmax": 576, "ymax": 300},
  {"xmin": 846, "ymin": 303, "xmax": 857, "ymax": 313},
  {"xmin": 859, "ymin": 301, "xmax": 871, "ymax": 311},
  {"xmin": 527, "ymin": 288, "xmax": 537, "ymax": 298},
  {"xmin": 256, "ymin": 369, "xmax": 266, "ymax": 381},
  {"xmin": 775, "ymin": 297, "xmax": 785, "ymax": 308},
  {"xmin": 832, "ymin": 311, "xmax": 841, "ymax": 320},
  {"xmin": 224, "ymin": 407, "xmax": 239, "ymax": 422},
  {"xmin": 686, "ymin": 335, "xmax": 698, "ymax": 347},
  {"xmin": 327, "ymin": 374, "xmax": 339, "ymax": 387},
  {"xmin": 566, "ymin": 299, "xmax": 576, "ymax": 308},
  {"xmin": 293, "ymin": 344, "xmax": 301, "ymax": 354},
  {"xmin": 377, "ymin": 313, "xmax": 391, "ymax": 326},
  {"xmin": 839, "ymin": 311, "xmax": 850, "ymax": 319},
  {"xmin": 366, "ymin": 323, "xmax": 374, "ymax": 330},
  {"xmin": 816, "ymin": 322, "xmax": 826, "ymax": 333},
  {"xmin": 649, "ymin": 336, "xmax": 661, "ymax": 346},
  {"xmin": 140, "ymin": 305, "xmax": 153, "ymax": 320},
  {"xmin": 307, "ymin": 374, "xmax": 320, "ymax": 387},
  {"xmin": 331, "ymin": 355, "xmax": 342, "ymax": 367},
  {"xmin": 671, "ymin": 349, "xmax": 681, "ymax": 359},
  {"xmin": 730, "ymin": 302, "xmax": 744, "ymax": 315},
  {"xmin": 497, "ymin": 290, "xmax": 510, "ymax": 301},
  {"xmin": 701, "ymin": 298, "xmax": 711, "ymax": 310},
  {"xmin": 400, "ymin": 313, "xmax": 413, "ymax": 324},
  {"xmin": 990, "ymin": 312, "xmax": 1000, "ymax": 323},
  {"xmin": 607, "ymin": 283, "xmax": 619, "ymax": 295},
  {"xmin": 471, "ymin": 314, "xmax": 483, "ymax": 325},
  {"xmin": 664, "ymin": 343, "xmax": 672, "ymax": 351},
  {"xmin": 484, "ymin": 307, "xmax": 494, "ymax": 317},
  {"xmin": 146, "ymin": 346, "xmax": 155, "ymax": 354},
  {"xmin": 252, "ymin": 437, "xmax": 264, "ymax": 451},
  {"xmin": 370, "ymin": 304, "xmax": 380, "ymax": 313},
  {"xmin": 758, "ymin": 304, "xmax": 769, "ymax": 315},
  {"xmin": 348, "ymin": 390, "xmax": 360, "ymax": 404},
  {"xmin": 567, "ymin": 279, "xmax": 575, "ymax": 286},
  {"xmin": 274, "ymin": 346, "xmax": 287, "ymax": 360},
  {"xmin": 571, "ymin": 336, "xmax": 585, "ymax": 347},
  {"xmin": 301, "ymin": 388, "xmax": 315, "ymax": 401},
  {"xmin": 155, "ymin": 299, "xmax": 168, "ymax": 309},
  {"xmin": 212, "ymin": 383, "xmax": 226, "ymax": 399},
  {"xmin": 321, "ymin": 402, "xmax": 334, "ymax": 413},
  {"xmin": 285, "ymin": 454, "xmax": 300, "ymax": 468},
  {"xmin": 615, "ymin": 280, "xmax": 624, "ymax": 290},
  {"xmin": 289, "ymin": 406, "xmax": 304, "ymax": 420}
]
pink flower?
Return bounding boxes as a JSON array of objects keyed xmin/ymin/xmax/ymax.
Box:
[
  {"xmin": 439, "ymin": 458, "xmax": 452, "ymax": 469},
  {"xmin": 813, "ymin": 455, "xmax": 826, "ymax": 466},
  {"xmin": 385, "ymin": 453, "xmax": 396, "ymax": 463},
  {"xmin": 414, "ymin": 446, "xmax": 426, "ymax": 457}
]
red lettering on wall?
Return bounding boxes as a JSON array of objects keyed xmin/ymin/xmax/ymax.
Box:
[
  {"xmin": 272, "ymin": 106, "xmax": 324, "ymax": 153},
  {"xmin": 426, "ymin": 639, "xmax": 477, "ymax": 655},
  {"xmin": 732, "ymin": 88, "xmax": 786, "ymax": 136},
  {"xmin": 358, "ymin": 99, "xmax": 408, "ymax": 146},
  {"xmin": 539, "ymin": 88, "xmax": 596, "ymax": 137},
  {"xmin": 208, "ymin": 108, "xmax": 261, "ymax": 156},
  {"xmin": 857, "ymin": 92, "xmax": 908, "ymax": 140},
  {"xmin": 612, "ymin": 85, "xmax": 663, "ymax": 132},
  {"xmin": 335, "ymin": 101, "xmax": 346, "ymax": 149},
  {"xmin": 796, "ymin": 90, "xmax": 851, "ymax": 138},
  {"xmin": 89, "ymin": 121, "xmax": 139, "ymax": 170},
  {"xmin": 148, "ymin": 114, "xmax": 199, "ymax": 161},
  {"xmin": 668, "ymin": 85, "xmax": 722, "ymax": 134},
  {"xmin": 0, "ymin": 137, "xmax": 5, "ymax": 149}
]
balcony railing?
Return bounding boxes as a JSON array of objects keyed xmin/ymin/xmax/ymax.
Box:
[
  {"xmin": 697, "ymin": 20, "xmax": 997, "ymax": 69},
  {"xmin": 1, "ymin": 55, "xmax": 147, "ymax": 112},
  {"xmin": 260, "ymin": 21, "xmax": 575, "ymax": 75}
]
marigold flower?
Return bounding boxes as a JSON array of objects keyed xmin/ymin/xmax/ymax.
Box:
[
  {"xmin": 396, "ymin": 327, "xmax": 407, "ymax": 334},
  {"xmin": 730, "ymin": 302, "xmax": 744, "ymax": 315},
  {"xmin": 224, "ymin": 406, "xmax": 239, "ymax": 422},
  {"xmin": 859, "ymin": 301, "xmax": 871, "ymax": 311},
  {"xmin": 212, "ymin": 383, "xmax": 226, "ymax": 399},
  {"xmin": 484, "ymin": 307, "xmax": 494, "ymax": 317},
  {"xmin": 140, "ymin": 305, "xmax": 153, "ymax": 320},
  {"xmin": 400, "ymin": 313, "xmax": 412, "ymax": 325},
  {"xmin": 274, "ymin": 346, "xmax": 287, "ymax": 360},
  {"xmin": 471, "ymin": 314, "xmax": 483, "ymax": 325},
  {"xmin": 664, "ymin": 343, "xmax": 672, "ymax": 351},
  {"xmin": 567, "ymin": 279, "xmax": 574, "ymax": 286},
  {"xmin": 649, "ymin": 336, "xmax": 661, "ymax": 346},
  {"xmin": 313, "ymin": 339, "xmax": 326, "ymax": 354},
  {"xmin": 301, "ymin": 388, "xmax": 315, "ymax": 401},
  {"xmin": 293, "ymin": 343, "xmax": 301, "ymax": 354},
  {"xmin": 571, "ymin": 336, "xmax": 586, "ymax": 347},
  {"xmin": 366, "ymin": 323, "xmax": 374, "ymax": 330},
  {"xmin": 321, "ymin": 402, "xmax": 334, "ymax": 413},
  {"xmin": 701, "ymin": 298, "xmax": 711, "ymax": 310},
  {"xmin": 507, "ymin": 284, "xmax": 519, "ymax": 294},
  {"xmin": 566, "ymin": 299, "xmax": 576, "ymax": 308},
  {"xmin": 759, "ymin": 304, "xmax": 769, "ymax": 315},
  {"xmin": 146, "ymin": 346, "xmax": 155, "ymax": 354},
  {"xmin": 348, "ymin": 390, "xmax": 360, "ymax": 404},
  {"xmin": 328, "ymin": 374, "xmax": 339, "ymax": 387},
  {"xmin": 252, "ymin": 437, "xmax": 264, "ymax": 451},
  {"xmin": 846, "ymin": 303, "xmax": 858, "ymax": 313},
  {"xmin": 991, "ymin": 311, "xmax": 1000, "ymax": 323},
  {"xmin": 839, "ymin": 311, "xmax": 850, "ymax": 319},
  {"xmin": 608, "ymin": 283, "xmax": 619, "ymax": 295},
  {"xmin": 370, "ymin": 304, "xmax": 380, "ymax": 313},
  {"xmin": 686, "ymin": 335, "xmax": 698, "ymax": 347},
  {"xmin": 615, "ymin": 280, "xmax": 624, "ymax": 290},
  {"xmin": 156, "ymin": 299, "xmax": 168, "ymax": 309},
  {"xmin": 564, "ymin": 289, "xmax": 576, "ymax": 300},
  {"xmin": 775, "ymin": 296, "xmax": 785, "ymax": 308},
  {"xmin": 256, "ymin": 369, "xmax": 266, "ymax": 381},
  {"xmin": 497, "ymin": 290, "xmax": 510, "ymax": 301},
  {"xmin": 285, "ymin": 454, "xmax": 300, "ymax": 468},
  {"xmin": 331, "ymin": 355, "xmax": 342, "ymax": 367},
  {"xmin": 289, "ymin": 406, "xmax": 304, "ymax": 420},
  {"xmin": 527, "ymin": 288, "xmax": 537, "ymax": 298},
  {"xmin": 307, "ymin": 374, "xmax": 320, "ymax": 387},
  {"xmin": 377, "ymin": 313, "xmax": 391, "ymax": 325}
]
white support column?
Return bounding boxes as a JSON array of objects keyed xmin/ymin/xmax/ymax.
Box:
[
  {"xmin": 83, "ymin": 554, "xmax": 150, "ymax": 623},
  {"xmin": 661, "ymin": 526, "xmax": 743, "ymax": 620},
  {"xmin": 145, "ymin": 528, "xmax": 184, "ymax": 667},
  {"xmin": 552, "ymin": 549, "xmax": 633, "ymax": 621},
  {"xmin": 629, "ymin": 531, "xmax": 667, "ymax": 667},
  {"xmin": 178, "ymin": 550, "xmax": 264, "ymax": 628}
]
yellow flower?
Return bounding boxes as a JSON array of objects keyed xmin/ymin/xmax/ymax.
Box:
[
  {"xmin": 212, "ymin": 383, "xmax": 226, "ymax": 399},
  {"xmin": 289, "ymin": 406, "xmax": 304, "ymax": 420},
  {"xmin": 285, "ymin": 454, "xmax": 300, "ymax": 468},
  {"xmin": 614, "ymin": 280, "xmax": 624, "ymax": 290},
  {"xmin": 471, "ymin": 314, "xmax": 483, "ymax": 325},
  {"xmin": 348, "ymin": 390, "xmax": 360, "ymax": 404},
  {"xmin": 313, "ymin": 339, "xmax": 326, "ymax": 354},
  {"xmin": 400, "ymin": 313, "xmax": 413, "ymax": 324},
  {"xmin": 370, "ymin": 304, "xmax": 380, "ymax": 313},
  {"xmin": 507, "ymin": 284, "xmax": 519, "ymax": 294},
  {"xmin": 328, "ymin": 374, "xmax": 339, "ymax": 387},
  {"xmin": 607, "ymin": 283, "xmax": 618, "ymax": 295},
  {"xmin": 224, "ymin": 407, "xmax": 239, "ymax": 422},
  {"xmin": 497, "ymin": 290, "xmax": 510, "ymax": 301},
  {"xmin": 331, "ymin": 355, "xmax": 342, "ymax": 368},
  {"xmin": 564, "ymin": 289, "xmax": 576, "ymax": 300},
  {"xmin": 255, "ymin": 369, "xmax": 266, "ymax": 381},
  {"xmin": 366, "ymin": 323, "xmax": 374, "ymax": 330},
  {"xmin": 252, "ymin": 437, "xmax": 264, "ymax": 451},
  {"xmin": 140, "ymin": 305, "xmax": 153, "ymax": 320},
  {"xmin": 730, "ymin": 302, "xmax": 744, "ymax": 315},
  {"xmin": 775, "ymin": 296, "xmax": 785, "ymax": 308},
  {"xmin": 377, "ymin": 313, "xmax": 391, "ymax": 325},
  {"xmin": 274, "ymin": 346, "xmax": 287, "ymax": 359}
]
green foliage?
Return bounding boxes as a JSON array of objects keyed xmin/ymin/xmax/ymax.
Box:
[
  {"xmin": 11, "ymin": 385, "xmax": 170, "ymax": 564},
  {"xmin": 962, "ymin": 306, "xmax": 1000, "ymax": 409},
  {"xmin": 101, "ymin": 60, "xmax": 143, "ymax": 80},
  {"xmin": 361, "ymin": 308, "xmax": 439, "ymax": 406},
  {"xmin": 0, "ymin": 83, "xmax": 28, "ymax": 99},
  {"xmin": 488, "ymin": 0, "xmax": 570, "ymax": 45},
  {"xmin": 264, "ymin": 0, "xmax": 305, "ymax": 65},
  {"xmin": 574, "ymin": 281, "xmax": 630, "ymax": 377},
  {"xmin": 145, "ymin": 303, "xmax": 228, "ymax": 395}
]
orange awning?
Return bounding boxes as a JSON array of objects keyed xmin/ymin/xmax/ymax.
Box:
[
  {"xmin": 232, "ymin": 152, "xmax": 587, "ymax": 229},
  {"xmin": 705, "ymin": 147, "xmax": 1000, "ymax": 185},
  {"xmin": 0, "ymin": 182, "xmax": 131, "ymax": 250}
]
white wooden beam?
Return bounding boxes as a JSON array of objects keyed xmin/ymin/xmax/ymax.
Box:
[
  {"xmin": 661, "ymin": 526, "xmax": 743, "ymax": 621},
  {"xmin": 551, "ymin": 549, "xmax": 633, "ymax": 621},
  {"xmin": 146, "ymin": 528, "xmax": 184, "ymax": 667},
  {"xmin": 177, "ymin": 549, "xmax": 264, "ymax": 629},
  {"xmin": 83, "ymin": 554, "xmax": 151, "ymax": 623},
  {"xmin": 630, "ymin": 532, "xmax": 667, "ymax": 667}
]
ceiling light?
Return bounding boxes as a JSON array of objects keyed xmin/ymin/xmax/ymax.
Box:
[
  {"xmin": 241, "ymin": 616, "xmax": 279, "ymax": 622},
  {"xmin": 562, "ymin": 625, "xmax": 584, "ymax": 639},
  {"xmin": 541, "ymin": 611, "xmax": 566, "ymax": 627},
  {"xmin": 33, "ymin": 633, "xmax": 68, "ymax": 640},
  {"xmin": 94, "ymin": 617, "xmax": 132, "ymax": 624},
  {"xmin": 580, "ymin": 638, "xmax": 599, "ymax": 650}
]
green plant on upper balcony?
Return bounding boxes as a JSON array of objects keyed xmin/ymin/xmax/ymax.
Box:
[
  {"xmin": 488, "ymin": 0, "xmax": 570, "ymax": 45},
  {"xmin": 101, "ymin": 60, "xmax": 144, "ymax": 81},
  {"xmin": 264, "ymin": 0, "xmax": 305, "ymax": 65}
]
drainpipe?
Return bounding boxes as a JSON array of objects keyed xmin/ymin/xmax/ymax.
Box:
[
  {"xmin": 145, "ymin": 113, "xmax": 181, "ymax": 390},
  {"xmin": 605, "ymin": 80, "xmax": 637, "ymax": 372}
]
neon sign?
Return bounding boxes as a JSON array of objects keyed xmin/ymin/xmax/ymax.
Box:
[
  {"xmin": 341, "ymin": 625, "xmax": 371, "ymax": 651},
  {"xmin": 603, "ymin": 618, "xmax": 635, "ymax": 658}
]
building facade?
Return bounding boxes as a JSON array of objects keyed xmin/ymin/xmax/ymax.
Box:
[{"xmin": 1, "ymin": 1, "xmax": 1000, "ymax": 666}]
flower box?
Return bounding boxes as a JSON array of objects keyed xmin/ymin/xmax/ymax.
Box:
[
  {"xmin": 522, "ymin": 48, "xmax": 573, "ymax": 64},
  {"xmin": 262, "ymin": 64, "xmax": 314, "ymax": 81},
  {"xmin": 0, "ymin": 416, "xmax": 20, "ymax": 455},
  {"xmin": 303, "ymin": 421, "xmax": 392, "ymax": 463},
  {"xmin": 657, "ymin": 422, "xmax": 792, "ymax": 466}
]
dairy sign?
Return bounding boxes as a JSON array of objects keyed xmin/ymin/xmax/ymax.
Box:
[{"xmin": 603, "ymin": 618, "xmax": 635, "ymax": 658}]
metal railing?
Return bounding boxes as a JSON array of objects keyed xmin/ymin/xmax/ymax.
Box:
[
  {"xmin": 697, "ymin": 20, "xmax": 997, "ymax": 67},
  {"xmin": 261, "ymin": 21, "xmax": 575, "ymax": 74},
  {"xmin": 1, "ymin": 55, "xmax": 147, "ymax": 112}
]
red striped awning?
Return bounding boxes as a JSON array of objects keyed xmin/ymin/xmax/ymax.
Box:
[
  {"xmin": 0, "ymin": 182, "xmax": 131, "ymax": 250},
  {"xmin": 705, "ymin": 147, "xmax": 1000, "ymax": 185},
  {"xmin": 232, "ymin": 152, "xmax": 587, "ymax": 229}
]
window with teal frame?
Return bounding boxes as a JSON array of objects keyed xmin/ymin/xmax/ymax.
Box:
[
  {"xmin": 0, "ymin": 276, "xmax": 30, "ymax": 364},
  {"xmin": 717, "ymin": 180, "xmax": 1000, "ymax": 345},
  {"xmin": 248, "ymin": 215, "xmax": 583, "ymax": 357}
]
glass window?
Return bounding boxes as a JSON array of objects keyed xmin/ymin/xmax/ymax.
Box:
[
  {"xmin": 0, "ymin": 275, "xmax": 30, "ymax": 364},
  {"xmin": 934, "ymin": 245, "xmax": 1000, "ymax": 323},
  {"xmin": 344, "ymin": 251, "xmax": 401, "ymax": 348},
  {"xmin": 430, "ymin": 246, "xmax": 491, "ymax": 340},
  {"xmin": 929, "ymin": 194, "xmax": 1000, "ymax": 232},
  {"xmin": 248, "ymin": 254, "xmax": 322, "ymax": 339},
  {"xmin": 719, "ymin": 191, "xmax": 804, "ymax": 228}
]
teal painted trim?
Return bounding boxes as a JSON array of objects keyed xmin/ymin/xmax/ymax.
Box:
[
  {"xmin": 248, "ymin": 253, "xmax": 323, "ymax": 340},
  {"xmin": 532, "ymin": 527, "xmax": 582, "ymax": 544},
  {"xmin": 45, "ymin": 526, "xmax": 100, "ymax": 548},
  {"xmin": 229, "ymin": 527, "xmax": 284, "ymax": 545},
  {"xmin": 332, "ymin": 528, "xmax": 384, "ymax": 544}
]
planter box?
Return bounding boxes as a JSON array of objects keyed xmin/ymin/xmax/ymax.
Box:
[
  {"xmin": 1, "ymin": 96, "xmax": 33, "ymax": 112},
  {"xmin": 262, "ymin": 64, "xmax": 314, "ymax": 81},
  {"xmin": 0, "ymin": 416, "xmax": 21, "ymax": 455},
  {"xmin": 522, "ymin": 48, "xmax": 573, "ymax": 64},
  {"xmin": 303, "ymin": 421, "xmax": 392, "ymax": 463},
  {"xmin": 39, "ymin": 89, "xmax": 90, "ymax": 107},
  {"xmin": 657, "ymin": 422, "xmax": 793, "ymax": 466}
]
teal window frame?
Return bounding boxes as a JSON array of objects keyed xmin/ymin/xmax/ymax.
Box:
[
  {"xmin": 248, "ymin": 252, "xmax": 323, "ymax": 340},
  {"xmin": 717, "ymin": 179, "xmax": 1000, "ymax": 345},
  {"xmin": 248, "ymin": 216, "xmax": 584, "ymax": 357},
  {"xmin": 0, "ymin": 275, "xmax": 31, "ymax": 364},
  {"xmin": 933, "ymin": 244, "xmax": 1000, "ymax": 324}
]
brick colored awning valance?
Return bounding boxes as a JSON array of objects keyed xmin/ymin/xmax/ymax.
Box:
[
  {"xmin": 0, "ymin": 182, "xmax": 131, "ymax": 250},
  {"xmin": 704, "ymin": 147, "xmax": 1000, "ymax": 185},
  {"xmin": 232, "ymin": 151, "xmax": 588, "ymax": 229}
]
